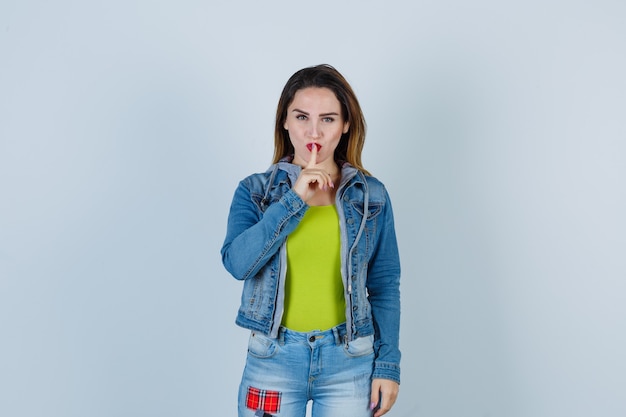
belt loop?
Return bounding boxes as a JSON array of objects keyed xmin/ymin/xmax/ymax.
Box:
[
  {"xmin": 340, "ymin": 324, "xmax": 349, "ymax": 348},
  {"xmin": 332, "ymin": 326, "xmax": 340, "ymax": 345},
  {"xmin": 278, "ymin": 327, "xmax": 285, "ymax": 345}
]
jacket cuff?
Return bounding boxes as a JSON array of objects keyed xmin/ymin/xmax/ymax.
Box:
[
  {"xmin": 280, "ymin": 189, "xmax": 307, "ymax": 215},
  {"xmin": 373, "ymin": 361, "xmax": 400, "ymax": 384}
]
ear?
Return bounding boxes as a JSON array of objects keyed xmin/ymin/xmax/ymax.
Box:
[
  {"xmin": 343, "ymin": 121, "xmax": 350, "ymax": 134},
  {"xmin": 283, "ymin": 120, "xmax": 289, "ymax": 131}
]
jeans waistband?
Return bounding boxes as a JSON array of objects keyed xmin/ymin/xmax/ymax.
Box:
[{"xmin": 277, "ymin": 323, "xmax": 347, "ymax": 346}]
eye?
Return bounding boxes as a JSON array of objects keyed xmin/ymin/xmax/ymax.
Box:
[
  {"xmin": 322, "ymin": 117, "xmax": 335, "ymax": 123},
  {"xmin": 296, "ymin": 114, "xmax": 307, "ymax": 121}
]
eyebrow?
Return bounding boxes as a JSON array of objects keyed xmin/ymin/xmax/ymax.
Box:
[{"xmin": 292, "ymin": 108, "xmax": 340, "ymax": 117}]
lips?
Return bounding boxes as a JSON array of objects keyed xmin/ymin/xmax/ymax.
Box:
[{"xmin": 306, "ymin": 143, "xmax": 322, "ymax": 152}]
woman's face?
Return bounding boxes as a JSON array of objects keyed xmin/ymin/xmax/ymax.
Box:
[{"xmin": 284, "ymin": 87, "xmax": 349, "ymax": 168}]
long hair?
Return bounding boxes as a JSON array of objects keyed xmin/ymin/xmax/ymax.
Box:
[{"xmin": 272, "ymin": 64, "xmax": 369, "ymax": 174}]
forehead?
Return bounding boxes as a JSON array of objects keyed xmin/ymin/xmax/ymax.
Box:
[{"xmin": 289, "ymin": 87, "xmax": 341, "ymax": 110}]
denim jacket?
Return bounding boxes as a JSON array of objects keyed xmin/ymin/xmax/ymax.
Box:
[{"xmin": 221, "ymin": 157, "xmax": 401, "ymax": 383}]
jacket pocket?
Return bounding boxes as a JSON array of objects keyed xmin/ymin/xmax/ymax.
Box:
[{"xmin": 350, "ymin": 201, "xmax": 383, "ymax": 220}]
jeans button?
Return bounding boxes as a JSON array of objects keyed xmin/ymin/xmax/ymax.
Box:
[{"xmin": 309, "ymin": 336, "xmax": 315, "ymax": 342}]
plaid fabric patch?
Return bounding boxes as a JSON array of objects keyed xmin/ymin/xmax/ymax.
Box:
[{"xmin": 246, "ymin": 386, "xmax": 282, "ymax": 413}]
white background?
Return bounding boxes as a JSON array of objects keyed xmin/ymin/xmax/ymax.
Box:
[{"xmin": 1, "ymin": 1, "xmax": 625, "ymax": 416}]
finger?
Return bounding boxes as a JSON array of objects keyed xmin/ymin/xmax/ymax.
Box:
[
  {"xmin": 306, "ymin": 142, "xmax": 318, "ymax": 168},
  {"xmin": 372, "ymin": 380, "xmax": 398, "ymax": 417},
  {"xmin": 373, "ymin": 392, "xmax": 393, "ymax": 417},
  {"xmin": 370, "ymin": 380, "xmax": 381, "ymax": 414}
]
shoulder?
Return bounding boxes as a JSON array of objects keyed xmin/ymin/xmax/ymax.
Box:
[
  {"xmin": 362, "ymin": 174, "xmax": 390, "ymax": 199},
  {"xmin": 362, "ymin": 173, "xmax": 385, "ymax": 188},
  {"xmin": 341, "ymin": 170, "xmax": 392, "ymax": 208},
  {"xmin": 239, "ymin": 171, "xmax": 271, "ymax": 188},
  {"xmin": 239, "ymin": 163, "xmax": 279, "ymax": 186},
  {"xmin": 238, "ymin": 163, "xmax": 294, "ymax": 193}
]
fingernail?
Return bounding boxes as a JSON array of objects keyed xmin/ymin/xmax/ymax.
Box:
[
  {"xmin": 330, "ymin": 181, "xmax": 335, "ymax": 188},
  {"xmin": 370, "ymin": 402, "xmax": 377, "ymax": 410}
]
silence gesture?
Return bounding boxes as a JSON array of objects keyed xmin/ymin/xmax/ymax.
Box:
[{"xmin": 292, "ymin": 143, "xmax": 335, "ymax": 203}]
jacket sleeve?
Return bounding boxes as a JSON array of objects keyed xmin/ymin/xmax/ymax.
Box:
[
  {"xmin": 366, "ymin": 186, "xmax": 402, "ymax": 384},
  {"xmin": 221, "ymin": 178, "xmax": 308, "ymax": 280}
]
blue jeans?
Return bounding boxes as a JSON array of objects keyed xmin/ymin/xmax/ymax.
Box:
[{"xmin": 238, "ymin": 323, "xmax": 374, "ymax": 417}]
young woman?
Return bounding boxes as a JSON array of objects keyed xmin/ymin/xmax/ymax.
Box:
[{"xmin": 221, "ymin": 64, "xmax": 401, "ymax": 417}]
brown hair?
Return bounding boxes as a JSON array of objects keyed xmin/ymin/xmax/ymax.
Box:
[{"xmin": 272, "ymin": 64, "xmax": 369, "ymax": 174}]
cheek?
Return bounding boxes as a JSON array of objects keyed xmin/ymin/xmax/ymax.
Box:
[
  {"xmin": 289, "ymin": 123, "xmax": 306, "ymax": 136},
  {"xmin": 332, "ymin": 126, "xmax": 345, "ymax": 140}
]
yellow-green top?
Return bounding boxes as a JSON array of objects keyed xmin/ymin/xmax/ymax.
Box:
[{"xmin": 282, "ymin": 205, "xmax": 345, "ymax": 332}]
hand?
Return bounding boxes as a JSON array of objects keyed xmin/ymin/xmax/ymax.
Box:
[
  {"xmin": 370, "ymin": 378, "xmax": 399, "ymax": 417},
  {"xmin": 292, "ymin": 144, "xmax": 334, "ymax": 202}
]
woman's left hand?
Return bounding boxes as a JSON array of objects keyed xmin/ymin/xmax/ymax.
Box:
[{"xmin": 370, "ymin": 378, "xmax": 399, "ymax": 416}]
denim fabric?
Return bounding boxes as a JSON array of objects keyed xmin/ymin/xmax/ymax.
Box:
[
  {"xmin": 222, "ymin": 158, "xmax": 401, "ymax": 383},
  {"xmin": 238, "ymin": 324, "xmax": 374, "ymax": 417}
]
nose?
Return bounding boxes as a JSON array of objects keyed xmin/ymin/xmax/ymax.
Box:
[{"xmin": 308, "ymin": 121, "xmax": 321, "ymax": 139}]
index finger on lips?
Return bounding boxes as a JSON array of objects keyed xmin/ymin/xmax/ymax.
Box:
[{"xmin": 306, "ymin": 143, "xmax": 318, "ymax": 168}]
